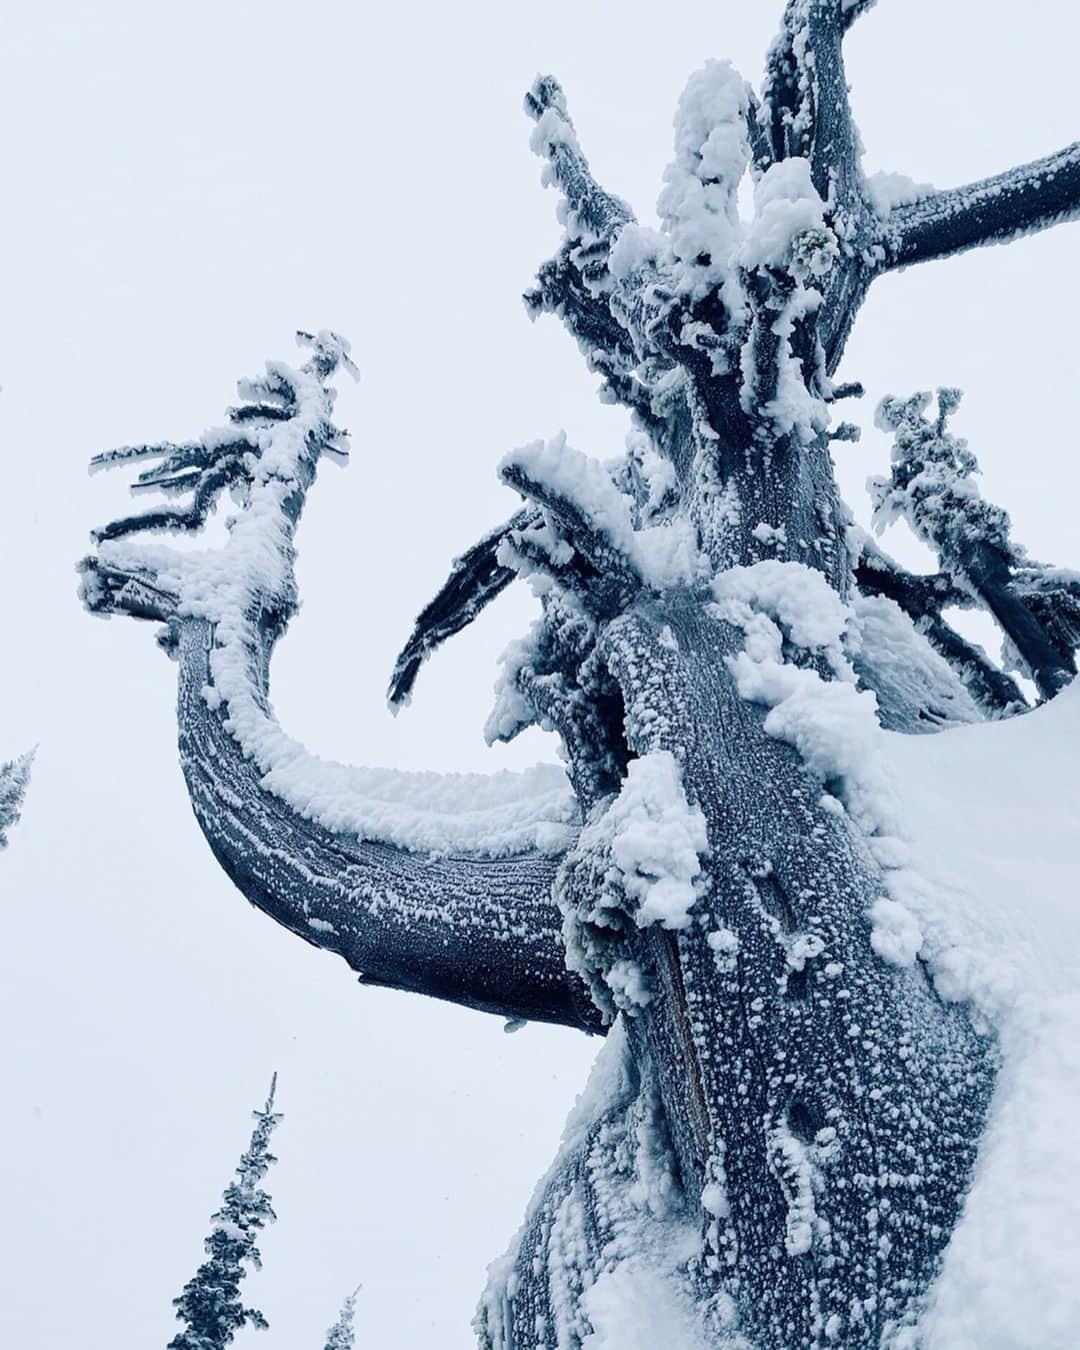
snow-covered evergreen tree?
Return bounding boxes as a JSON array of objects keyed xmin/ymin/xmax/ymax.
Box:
[
  {"xmin": 168, "ymin": 1077, "xmax": 281, "ymax": 1350},
  {"xmin": 322, "ymin": 1289, "xmax": 358, "ymax": 1350},
  {"xmin": 0, "ymin": 752, "xmax": 32, "ymax": 850},
  {"xmin": 82, "ymin": 7, "xmax": 1080, "ymax": 1347}
]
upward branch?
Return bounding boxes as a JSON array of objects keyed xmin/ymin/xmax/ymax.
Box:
[
  {"xmin": 760, "ymin": 0, "xmax": 865, "ymax": 208},
  {"xmin": 524, "ymin": 76, "xmax": 687, "ymax": 426},
  {"xmin": 81, "ymin": 332, "xmax": 597, "ymax": 1034},
  {"xmin": 524, "ymin": 76, "xmax": 633, "ymax": 243}
]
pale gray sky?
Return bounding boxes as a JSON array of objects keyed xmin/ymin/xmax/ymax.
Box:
[{"xmin": 1, "ymin": 2, "xmax": 1077, "ymax": 1345}]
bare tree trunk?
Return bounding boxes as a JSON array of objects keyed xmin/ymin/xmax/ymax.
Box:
[
  {"xmin": 485, "ymin": 596, "xmax": 994, "ymax": 1349},
  {"xmin": 616, "ymin": 598, "xmax": 992, "ymax": 1347}
]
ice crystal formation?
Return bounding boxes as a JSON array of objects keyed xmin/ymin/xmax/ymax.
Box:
[{"xmin": 82, "ymin": 5, "xmax": 1080, "ymax": 1346}]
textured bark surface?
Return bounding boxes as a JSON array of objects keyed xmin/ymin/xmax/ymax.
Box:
[
  {"xmin": 478, "ymin": 596, "xmax": 995, "ymax": 1349},
  {"xmin": 177, "ymin": 620, "xmax": 600, "ymax": 1034},
  {"xmin": 611, "ymin": 598, "xmax": 994, "ymax": 1346}
]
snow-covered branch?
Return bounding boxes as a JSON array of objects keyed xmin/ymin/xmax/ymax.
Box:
[
  {"xmin": 758, "ymin": 1, "xmax": 865, "ymax": 209},
  {"xmin": 882, "ymin": 142, "xmax": 1080, "ymax": 269},
  {"xmin": 525, "ymin": 75, "xmax": 633, "ymax": 245},
  {"xmin": 500, "ymin": 434, "xmax": 698, "ymax": 597},
  {"xmin": 872, "ymin": 389, "xmax": 1077, "ymax": 700},
  {"xmin": 81, "ymin": 332, "xmax": 599, "ymax": 1032},
  {"xmin": 387, "ymin": 508, "xmax": 537, "ymax": 708},
  {"xmin": 177, "ymin": 618, "xmax": 598, "ymax": 1030},
  {"xmin": 852, "ymin": 531, "xmax": 1027, "ymax": 717},
  {"xmin": 524, "ymin": 76, "xmax": 684, "ymax": 423},
  {"xmin": 524, "ymin": 248, "xmax": 662, "ymax": 426}
]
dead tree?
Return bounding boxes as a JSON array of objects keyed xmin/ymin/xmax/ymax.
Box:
[{"xmin": 81, "ymin": 6, "xmax": 1080, "ymax": 1346}]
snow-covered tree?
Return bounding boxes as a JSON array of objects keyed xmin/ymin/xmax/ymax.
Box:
[
  {"xmin": 168, "ymin": 1077, "xmax": 281, "ymax": 1350},
  {"xmin": 82, "ymin": 6, "xmax": 1080, "ymax": 1347},
  {"xmin": 322, "ymin": 1289, "xmax": 358, "ymax": 1350},
  {"xmin": 0, "ymin": 751, "xmax": 32, "ymax": 850}
]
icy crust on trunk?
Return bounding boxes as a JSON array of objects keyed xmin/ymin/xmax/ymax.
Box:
[
  {"xmin": 713, "ymin": 560, "xmax": 1080, "ymax": 1346},
  {"xmin": 96, "ymin": 351, "xmax": 577, "ymax": 860},
  {"xmin": 476, "ymin": 1021, "xmax": 747, "ymax": 1350},
  {"xmin": 710, "ymin": 560, "xmax": 975, "ymax": 970}
]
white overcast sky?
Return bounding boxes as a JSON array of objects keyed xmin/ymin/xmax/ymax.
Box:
[{"xmin": 1, "ymin": 2, "xmax": 1077, "ymax": 1346}]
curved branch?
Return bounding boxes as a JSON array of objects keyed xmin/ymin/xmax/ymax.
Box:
[
  {"xmin": 883, "ymin": 142, "xmax": 1080, "ymax": 269},
  {"xmin": 177, "ymin": 622, "xmax": 599, "ymax": 1032},
  {"xmin": 82, "ymin": 332, "xmax": 599, "ymax": 1034},
  {"xmin": 388, "ymin": 508, "xmax": 537, "ymax": 708}
]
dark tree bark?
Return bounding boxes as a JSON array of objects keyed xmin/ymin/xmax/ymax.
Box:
[{"xmin": 176, "ymin": 619, "xmax": 599, "ymax": 1034}]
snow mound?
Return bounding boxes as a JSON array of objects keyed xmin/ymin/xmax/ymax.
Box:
[
  {"xmin": 883, "ymin": 679, "xmax": 1080, "ymax": 1348},
  {"xmin": 604, "ymin": 750, "xmax": 709, "ymax": 931}
]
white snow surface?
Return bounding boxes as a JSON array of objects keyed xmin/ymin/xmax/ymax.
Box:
[
  {"xmin": 658, "ymin": 59, "xmax": 749, "ymax": 302},
  {"xmin": 604, "ymin": 750, "xmax": 709, "ymax": 931},
  {"xmin": 882, "ymin": 681, "xmax": 1080, "ymax": 1349},
  {"xmin": 738, "ymin": 158, "xmax": 829, "ymax": 275},
  {"xmin": 581, "ymin": 1263, "xmax": 719, "ymax": 1350},
  {"xmin": 864, "ymin": 170, "xmax": 935, "ymax": 216}
]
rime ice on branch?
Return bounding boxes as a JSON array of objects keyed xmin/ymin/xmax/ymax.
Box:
[
  {"xmin": 83, "ymin": 4, "xmax": 1080, "ymax": 1348},
  {"xmin": 869, "ymin": 389, "xmax": 1079, "ymax": 702},
  {"xmin": 82, "ymin": 331, "xmax": 597, "ymax": 1034}
]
